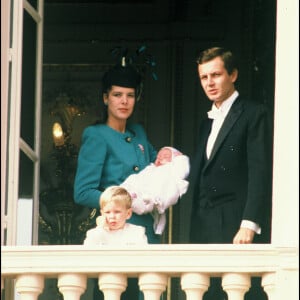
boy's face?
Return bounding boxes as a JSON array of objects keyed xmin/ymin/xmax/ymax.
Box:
[
  {"xmin": 101, "ymin": 201, "xmax": 132, "ymax": 231},
  {"xmin": 154, "ymin": 148, "xmax": 172, "ymax": 166}
]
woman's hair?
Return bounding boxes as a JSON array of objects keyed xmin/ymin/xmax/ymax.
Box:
[
  {"xmin": 196, "ymin": 47, "xmax": 238, "ymax": 75},
  {"xmin": 100, "ymin": 186, "xmax": 132, "ymax": 209}
]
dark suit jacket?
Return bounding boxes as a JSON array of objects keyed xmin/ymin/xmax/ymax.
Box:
[{"xmin": 189, "ymin": 96, "xmax": 272, "ymax": 243}]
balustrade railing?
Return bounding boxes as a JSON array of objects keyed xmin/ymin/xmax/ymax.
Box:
[{"xmin": 1, "ymin": 244, "xmax": 298, "ymax": 300}]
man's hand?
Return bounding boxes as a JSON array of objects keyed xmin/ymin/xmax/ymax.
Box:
[{"xmin": 233, "ymin": 227, "xmax": 255, "ymax": 244}]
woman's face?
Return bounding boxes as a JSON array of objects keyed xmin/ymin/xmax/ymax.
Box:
[{"xmin": 104, "ymin": 85, "xmax": 136, "ymax": 122}]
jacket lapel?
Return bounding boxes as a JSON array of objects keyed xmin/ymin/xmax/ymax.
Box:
[
  {"xmin": 204, "ymin": 98, "xmax": 244, "ymax": 167},
  {"xmin": 190, "ymin": 119, "xmax": 212, "ymax": 187}
]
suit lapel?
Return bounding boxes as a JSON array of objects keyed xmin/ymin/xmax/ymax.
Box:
[
  {"xmin": 190, "ymin": 119, "xmax": 212, "ymax": 187},
  {"xmin": 199, "ymin": 119, "xmax": 213, "ymax": 159},
  {"xmin": 205, "ymin": 98, "xmax": 244, "ymax": 166}
]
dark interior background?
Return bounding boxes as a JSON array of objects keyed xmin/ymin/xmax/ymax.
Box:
[
  {"xmin": 37, "ymin": 0, "xmax": 276, "ymax": 248},
  {"xmin": 16, "ymin": 1, "xmax": 278, "ymax": 299}
]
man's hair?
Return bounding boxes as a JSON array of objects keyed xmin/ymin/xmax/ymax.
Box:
[
  {"xmin": 196, "ymin": 47, "xmax": 238, "ymax": 75},
  {"xmin": 100, "ymin": 186, "xmax": 132, "ymax": 209}
]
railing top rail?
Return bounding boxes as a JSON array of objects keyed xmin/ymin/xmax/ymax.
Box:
[{"xmin": 1, "ymin": 244, "xmax": 298, "ymax": 277}]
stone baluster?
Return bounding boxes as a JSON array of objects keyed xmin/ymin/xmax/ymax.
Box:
[
  {"xmin": 57, "ymin": 273, "xmax": 87, "ymax": 300},
  {"xmin": 98, "ymin": 273, "xmax": 127, "ymax": 300},
  {"xmin": 15, "ymin": 274, "xmax": 44, "ymax": 300},
  {"xmin": 222, "ymin": 273, "xmax": 251, "ymax": 300},
  {"xmin": 262, "ymin": 272, "xmax": 276, "ymax": 300},
  {"xmin": 181, "ymin": 273, "xmax": 210, "ymax": 300},
  {"xmin": 139, "ymin": 273, "xmax": 168, "ymax": 300}
]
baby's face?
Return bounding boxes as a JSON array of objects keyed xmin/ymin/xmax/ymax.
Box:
[{"xmin": 154, "ymin": 148, "xmax": 172, "ymax": 166}]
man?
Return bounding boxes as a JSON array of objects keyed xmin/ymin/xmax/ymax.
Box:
[{"xmin": 189, "ymin": 47, "xmax": 272, "ymax": 299}]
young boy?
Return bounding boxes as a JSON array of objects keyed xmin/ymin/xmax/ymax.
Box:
[{"xmin": 83, "ymin": 186, "xmax": 148, "ymax": 245}]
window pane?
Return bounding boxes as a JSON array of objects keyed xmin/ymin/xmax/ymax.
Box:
[
  {"xmin": 27, "ymin": 0, "xmax": 38, "ymax": 9},
  {"xmin": 21, "ymin": 11, "xmax": 37, "ymax": 148},
  {"xmin": 19, "ymin": 150, "xmax": 34, "ymax": 197},
  {"xmin": 17, "ymin": 198, "xmax": 33, "ymax": 245},
  {"xmin": 18, "ymin": 152, "xmax": 34, "ymax": 246}
]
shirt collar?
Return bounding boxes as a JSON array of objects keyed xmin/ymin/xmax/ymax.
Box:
[{"xmin": 210, "ymin": 90, "xmax": 239, "ymax": 117}]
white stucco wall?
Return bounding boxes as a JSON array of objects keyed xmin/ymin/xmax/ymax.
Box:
[{"xmin": 271, "ymin": 0, "xmax": 299, "ymax": 246}]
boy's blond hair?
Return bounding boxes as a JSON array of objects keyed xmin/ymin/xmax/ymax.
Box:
[{"xmin": 99, "ymin": 186, "xmax": 132, "ymax": 209}]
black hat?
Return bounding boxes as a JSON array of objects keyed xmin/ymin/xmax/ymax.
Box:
[{"xmin": 102, "ymin": 64, "xmax": 141, "ymax": 91}]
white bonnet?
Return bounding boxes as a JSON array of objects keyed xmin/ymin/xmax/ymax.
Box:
[{"xmin": 161, "ymin": 146, "xmax": 183, "ymax": 160}]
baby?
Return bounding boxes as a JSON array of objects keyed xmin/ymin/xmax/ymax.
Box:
[
  {"xmin": 120, "ymin": 146, "xmax": 190, "ymax": 234},
  {"xmin": 83, "ymin": 186, "xmax": 148, "ymax": 245}
]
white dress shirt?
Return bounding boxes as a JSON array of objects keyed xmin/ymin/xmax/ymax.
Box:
[
  {"xmin": 206, "ymin": 91, "xmax": 261, "ymax": 234},
  {"xmin": 206, "ymin": 90, "xmax": 239, "ymax": 158}
]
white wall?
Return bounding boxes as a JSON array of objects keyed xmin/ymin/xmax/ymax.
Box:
[{"xmin": 271, "ymin": 0, "xmax": 299, "ymax": 246}]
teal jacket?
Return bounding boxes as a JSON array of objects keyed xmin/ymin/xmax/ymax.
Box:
[{"xmin": 74, "ymin": 123, "xmax": 157, "ymax": 209}]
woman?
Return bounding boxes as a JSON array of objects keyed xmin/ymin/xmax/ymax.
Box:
[{"xmin": 74, "ymin": 61, "xmax": 159, "ymax": 299}]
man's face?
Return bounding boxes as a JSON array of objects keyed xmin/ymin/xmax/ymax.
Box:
[{"xmin": 198, "ymin": 56, "xmax": 238, "ymax": 107}]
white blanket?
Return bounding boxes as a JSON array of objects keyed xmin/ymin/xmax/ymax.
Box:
[{"xmin": 121, "ymin": 155, "xmax": 190, "ymax": 234}]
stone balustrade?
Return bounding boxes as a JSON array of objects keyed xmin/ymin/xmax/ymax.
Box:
[{"xmin": 1, "ymin": 244, "xmax": 298, "ymax": 300}]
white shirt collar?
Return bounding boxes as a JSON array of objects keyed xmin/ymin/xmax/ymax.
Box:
[{"xmin": 209, "ymin": 90, "xmax": 239, "ymax": 118}]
